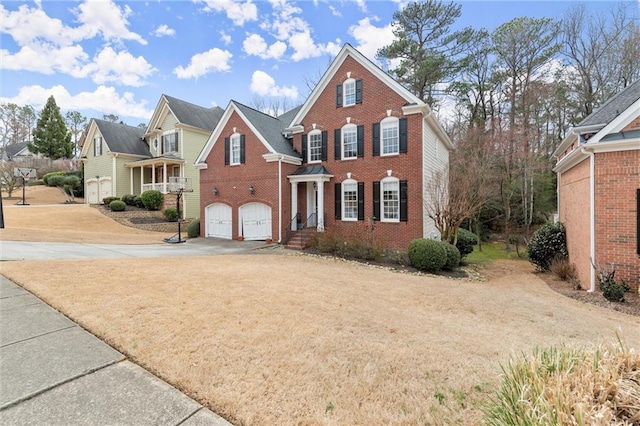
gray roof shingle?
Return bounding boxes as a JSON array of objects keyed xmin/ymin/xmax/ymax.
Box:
[
  {"xmin": 578, "ymin": 79, "xmax": 640, "ymax": 128},
  {"xmin": 94, "ymin": 119, "xmax": 150, "ymax": 157},
  {"xmin": 164, "ymin": 94, "xmax": 224, "ymax": 131},
  {"xmin": 233, "ymin": 102, "xmax": 300, "ymax": 157},
  {"xmin": 4, "ymin": 142, "xmax": 29, "ymax": 159}
]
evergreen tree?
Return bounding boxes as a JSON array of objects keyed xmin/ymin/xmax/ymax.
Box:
[{"xmin": 28, "ymin": 96, "xmax": 72, "ymax": 160}]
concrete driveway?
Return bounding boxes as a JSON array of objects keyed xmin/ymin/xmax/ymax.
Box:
[{"xmin": 1, "ymin": 238, "xmax": 274, "ymax": 261}]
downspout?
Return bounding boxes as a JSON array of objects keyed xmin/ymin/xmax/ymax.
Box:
[
  {"xmin": 277, "ymin": 155, "xmax": 283, "ymax": 243},
  {"xmin": 581, "ymin": 147, "xmax": 596, "ymax": 292}
]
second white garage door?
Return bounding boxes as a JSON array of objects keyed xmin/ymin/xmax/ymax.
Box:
[
  {"xmin": 205, "ymin": 203, "xmax": 232, "ymax": 239},
  {"xmin": 239, "ymin": 202, "xmax": 271, "ymax": 241}
]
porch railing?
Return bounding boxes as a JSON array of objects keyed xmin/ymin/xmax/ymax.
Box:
[
  {"xmin": 284, "ymin": 212, "xmax": 326, "ymax": 248},
  {"xmin": 142, "ymin": 183, "xmax": 169, "ymax": 193}
]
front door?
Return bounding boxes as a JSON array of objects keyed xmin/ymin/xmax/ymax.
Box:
[{"xmin": 306, "ymin": 183, "xmax": 318, "ymax": 227}]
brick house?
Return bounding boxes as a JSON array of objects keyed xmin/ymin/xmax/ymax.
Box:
[
  {"xmin": 553, "ymin": 79, "xmax": 640, "ymax": 292},
  {"xmin": 81, "ymin": 95, "xmax": 223, "ymax": 218},
  {"xmin": 196, "ymin": 43, "xmax": 453, "ymax": 249}
]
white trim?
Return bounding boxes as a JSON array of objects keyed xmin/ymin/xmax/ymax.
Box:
[
  {"xmin": 307, "ymin": 129, "xmax": 322, "ymax": 163},
  {"xmin": 286, "ymin": 44, "xmax": 423, "ymax": 131},
  {"xmin": 380, "ymin": 176, "xmax": 400, "ymax": 223},
  {"xmin": 230, "ymin": 133, "xmax": 241, "ymax": 165},
  {"xmin": 343, "ymin": 78, "xmax": 356, "ymax": 107},
  {"xmin": 588, "ymin": 98, "xmax": 640, "ymax": 143},
  {"xmin": 380, "ymin": 116, "xmax": 399, "ymax": 156},
  {"xmin": 341, "ymin": 124, "xmax": 357, "ymax": 160},
  {"xmin": 341, "ymin": 178, "xmax": 358, "ymax": 221},
  {"xmin": 263, "ymin": 153, "xmax": 301, "ymax": 165}
]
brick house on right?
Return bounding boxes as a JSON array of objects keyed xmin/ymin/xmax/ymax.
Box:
[{"xmin": 553, "ymin": 79, "xmax": 640, "ymax": 292}]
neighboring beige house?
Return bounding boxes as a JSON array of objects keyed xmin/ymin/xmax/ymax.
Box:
[
  {"xmin": 553, "ymin": 79, "xmax": 640, "ymax": 292},
  {"xmin": 81, "ymin": 95, "xmax": 223, "ymax": 218}
]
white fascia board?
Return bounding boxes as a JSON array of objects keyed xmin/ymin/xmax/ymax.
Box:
[
  {"xmin": 263, "ymin": 153, "xmax": 302, "ymax": 165},
  {"xmin": 588, "ymin": 99, "xmax": 640, "ymax": 144},
  {"xmin": 553, "ymin": 130, "xmax": 579, "ymax": 157},
  {"xmin": 289, "ymin": 44, "xmax": 424, "ymax": 129},
  {"xmin": 285, "ymin": 124, "xmax": 305, "ymax": 135},
  {"xmin": 586, "ymin": 138, "xmax": 640, "ymax": 154},
  {"xmin": 553, "ymin": 148, "xmax": 588, "ymax": 173},
  {"xmin": 233, "ymin": 104, "xmax": 277, "ymax": 154},
  {"xmin": 402, "ymin": 103, "xmax": 454, "ymax": 150},
  {"xmin": 194, "ymin": 163, "xmax": 208, "ymax": 170},
  {"xmin": 79, "ymin": 120, "xmax": 98, "ymax": 158},
  {"xmin": 288, "ymin": 173, "xmax": 334, "ymax": 183},
  {"xmin": 144, "ymin": 95, "xmax": 169, "ymax": 136}
]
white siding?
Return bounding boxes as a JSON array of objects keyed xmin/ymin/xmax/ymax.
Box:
[{"xmin": 421, "ymin": 118, "xmax": 449, "ymax": 240}]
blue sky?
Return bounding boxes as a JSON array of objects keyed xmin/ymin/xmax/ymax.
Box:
[{"xmin": 1, "ymin": 0, "xmax": 635, "ymax": 126}]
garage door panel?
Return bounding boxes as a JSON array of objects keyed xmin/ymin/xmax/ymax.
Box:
[
  {"xmin": 240, "ymin": 203, "xmax": 271, "ymax": 241},
  {"xmin": 206, "ymin": 203, "xmax": 232, "ymax": 239}
]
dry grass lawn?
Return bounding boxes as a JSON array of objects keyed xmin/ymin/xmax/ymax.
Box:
[{"xmin": 2, "ymin": 190, "xmax": 639, "ymax": 425}]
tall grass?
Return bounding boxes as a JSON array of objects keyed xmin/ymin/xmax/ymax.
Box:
[{"xmin": 484, "ymin": 340, "xmax": 640, "ymax": 425}]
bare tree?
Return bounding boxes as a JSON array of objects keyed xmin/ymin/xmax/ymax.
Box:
[
  {"xmin": 0, "ymin": 162, "xmax": 20, "ymax": 197},
  {"xmin": 65, "ymin": 111, "xmax": 87, "ymax": 159}
]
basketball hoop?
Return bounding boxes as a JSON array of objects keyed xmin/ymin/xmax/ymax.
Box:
[
  {"xmin": 164, "ymin": 177, "xmax": 193, "ymax": 244},
  {"xmin": 13, "ymin": 167, "xmax": 36, "ymax": 206}
]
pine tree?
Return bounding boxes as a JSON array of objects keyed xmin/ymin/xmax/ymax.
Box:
[{"xmin": 28, "ymin": 95, "xmax": 72, "ymax": 160}]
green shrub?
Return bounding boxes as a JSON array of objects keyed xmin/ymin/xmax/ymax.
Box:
[
  {"xmin": 27, "ymin": 179, "xmax": 45, "ymax": 186},
  {"xmin": 597, "ymin": 266, "xmax": 630, "ymax": 302},
  {"xmin": 140, "ymin": 190, "xmax": 163, "ymax": 211},
  {"xmin": 43, "ymin": 171, "xmax": 65, "ymax": 186},
  {"xmin": 102, "ymin": 196, "xmax": 118, "ymax": 206},
  {"xmin": 453, "ymin": 228, "xmax": 478, "ymax": 258},
  {"xmin": 187, "ymin": 218, "xmax": 200, "ymax": 238},
  {"xmin": 121, "ymin": 194, "xmax": 136, "ymax": 206},
  {"xmin": 109, "ymin": 200, "xmax": 126, "ymax": 212},
  {"xmin": 133, "ymin": 196, "xmax": 144, "ymax": 208},
  {"xmin": 408, "ymin": 238, "xmax": 447, "ymax": 273},
  {"xmin": 163, "ymin": 207, "xmax": 178, "ymax": 222},
  {"xmin": 528, "ymin": 222, "xmax": 568, "ymax": 271},
  {"xmin": 440, "ymin": 241, "xmax": 461, "ymax": 270}
]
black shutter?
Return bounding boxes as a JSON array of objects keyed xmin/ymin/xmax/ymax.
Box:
[
  {"xmin": 399, "ymin": 118, "xmax": 408, "ymax": 153},
  {"xmin": 335, "ymin": 183, "xmax": 342, "ymax": 219},
  {"xmin": 334, "ymin": 129, "xmax": 341, "ymax": 160},
  {"xmin": 321, "ymin": 131, "xmax": 328, "ymax": 161},
  {"xmin": 400, "ymin": 180, "xmax": 408, "ymax": 222},
  {"xmin": 224, "ymin": 137, "xmax": 230, "ymax": 165},
  {"xmin": 336, "ymin": 84, "xmax": 343, "ymax": 107},
  {"xmin": 357, "ymin": 182, "xmax": 365, "ymax": 221},
  {"xmin": 355, "ymin": 79, "xmax": 363, "ymax": 104},
  {"xmin": 301, "ymin": 135, "xmax": 307, "ymax": 163},
  {"xmin": 373, "ymin": 181, "xmax": 380, "ymax": 220},
  {"xmin": 240, "ymin": 135, "xmax": 246, "ymax": 164},
  {"xmin": 372, "ymin": 123, "xmax": 380, "ymax": 156},
  {"xmin": 357, "ymin": 125, "xmax": 364, "ymax": 158}
]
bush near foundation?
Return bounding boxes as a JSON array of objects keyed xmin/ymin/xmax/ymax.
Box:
[
  {"xmin": 187, "ymin": 218, "xmax": 200, "ymax": 238},
  {"xmin": 163, "ymin": 207, "xmax": 178, "ymax": 222},
  {"xmin": 408, "ymin": 238, "xmax": 447, "ymax": 273},
  {"xmin": 140, "ymin": 190, "xmax": 163, "ymax": 211},
  {"xmin": 527, "ymin": 222, "xmax": 568, "ymax": 271},
  {"xmin": 109, "ymin": 200, "xmax": 125, "ymax": 212},
  {"xmin": 440, "ymin": 242, "xmax": 461, "ymax": 270}
]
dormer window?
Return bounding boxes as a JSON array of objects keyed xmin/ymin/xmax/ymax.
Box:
[{"xmin": 336, "ymin": 78, "xmax": 362, "ymax": 107}]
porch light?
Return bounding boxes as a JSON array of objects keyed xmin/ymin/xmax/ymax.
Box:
[
  {"xmin": 249, "ymin": 184, "xmax": 255, "ymax": 195},
  {"xmin": 213, "ymin": 187, "xmax": 219, "ymax": 196}
]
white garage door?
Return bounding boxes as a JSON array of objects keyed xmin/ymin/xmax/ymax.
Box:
[
  {"xmin": 99, "ymin": 177, "xmax": 112, "ymax": 202},
  {"xmin": 206, "ymin": 203, "xmax": 232, "ymax": 239},
  {"xmin": 86, "ymin": 179, "xmax": 98, "ymax": 204},
  {"xmin": 240, "ymin": 202, "xmax": 271, "ymax": 241}
]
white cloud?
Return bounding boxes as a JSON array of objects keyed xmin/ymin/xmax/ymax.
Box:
[
  {"xmin": 153, "ymin": 24, "xmax": 175, "ymax": 37},
  {"xmin": 174, "ymin": 48, "xmax": 233, "ymax": 79},
  {"xmin": 328, "ymin": 5, "xmax": 342, "ymax": 17},
  {"xmin": 0, "ymin": 85, "xmax": 153, "ymax": 119},
  {"xmin": 352, "ymin": 0, "xmax": 367, "ymax": 12},
  {"xmin": 84, "ymin": 47, "xmax": 157, "ymax": 87},
  {"xmin": 289, "ymin": 31, "xmax": 340, "ymax": 62},
  {"xmin": 197, "ymin": 0, "xmax": 258, "ymax": 26},
  {"xmin": 73, "ymin": 0, "xmax": 147, "ymax": 45},
  {"xmin": 250, "ymin": 70, "xmax": 298, "ymax": 98},
  {"xmin": 243, "ymin": 33, "xmax": 287, "ymax": 59},
  {"xmin": 348, "ymin": 17, "xmax": 394, "ymax": 61},
  {"xmin": 0, "ymin": 44, "xmax": 88, "ymax": 76},
  {"xmin": 220, "ymin": 30, "xmax": 232, "ymax": 45}
]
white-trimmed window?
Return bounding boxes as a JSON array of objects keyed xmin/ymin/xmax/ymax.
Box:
[
  {"xmin": 93, "ymin": 136, "xmax": 102, "ymax": 156},
  {"xmin": 308, "ymin": 130, "xmax": 322, "ymax": 163},
  {"xmin": 162, "ymin": 132, "xmax": 178, "ymax": 153},
  {"xmin": 342, "ymin": 124, "xmax": 357, "ymax": 159},
  {"xmin": 342, "ymin": 179, "xmax": 358, "ymax": 221},
  {"xmin": 230, "ymin": 133, "xmax": 241, "ymax": 165},
  {"xmin": 381, "ymin": 117, "xmax": 399, "ymax": 155},
  {"xmin": 343, "ymin": 78, "xmax": 356, "ymax": 106},
  {"xmin": 381, "ymin": 177, "xmax": 399, "ymax": 222}
]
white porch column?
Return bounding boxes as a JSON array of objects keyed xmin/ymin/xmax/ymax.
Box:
[
  {"xmin": 151, "ymin": 165, "xmax": 156, "ymax": 188},
  {"xmin": 129, "ymin": 168, "xmax": 133, "ymax": 194},
  {"xmin": 140, "ymin": 166, "xmax": 144, "ymax": 193},
  {"xmin": 291, "ymin": 181, "xmax": 298, "ymax": 229},
  {"xmin": 163, "ymin": 162, "xmax": 167, "ymax": 193},
  {"xmin": 316, "ymin": 180, "xmax": 324, "ymax": 231}
]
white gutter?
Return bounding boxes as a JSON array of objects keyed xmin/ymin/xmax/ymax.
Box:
[
  {"xmin": 581, "ymin": 146, "xmax": 596, "ymax": 292},
  {"xmin": 277, "ymin": 155, "xmax": 283, "ymax": 243}
]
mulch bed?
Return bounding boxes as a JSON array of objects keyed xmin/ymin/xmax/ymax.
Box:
[{"xmin": 540, "ymin": 272, "xmax": 640, "ymax": 317}]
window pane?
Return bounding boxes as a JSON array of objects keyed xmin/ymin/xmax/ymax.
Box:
[
  {"xmin": 309, "ymin": 132, "xmax": 322, "ymax": 162},
  {"xmin": 344, "ymin": 81, "xmax": 356, "ymax": 106},
  {"xmin": 382, "ymin": 180, "xmax": 399, "ymax": 220},
  {"xmin": 231, "ymin": 136, "xmax": 240, "ymax": 164},
  {"xmin": 382, "ymin": 121, "xmax": 399, "ymax": 155},
  {"xmin": 343, "ymin": 182, "xmax": 357, "ymax": 219},
  {"xmin": 342, "ymin": 127, "xmax": 357, "ymax": 159},
  {"xmin": 163, "ymin": 133, "xmax": 178, "ymax": 153}
]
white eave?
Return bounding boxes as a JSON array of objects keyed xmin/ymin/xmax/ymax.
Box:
[{"xmin": 263, "ymin": 153, "xmax": 302, "ymax": 165}]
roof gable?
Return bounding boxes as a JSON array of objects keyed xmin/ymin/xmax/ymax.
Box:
[
  {"xmin": 82, "ymin": 119, "xmax": 150, "ymax": 157},
  {"xmin": 287, "ymin": 43, "xmax": 424, "ymax": 129},
  {"xmin": 146, "ymin": 94, "xmax": 223, "ymax": 135}
]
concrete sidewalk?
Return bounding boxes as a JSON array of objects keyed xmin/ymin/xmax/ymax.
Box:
[{"xmin": 0, "ymin": 276, "xmax": 232, "ymax": 425}]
